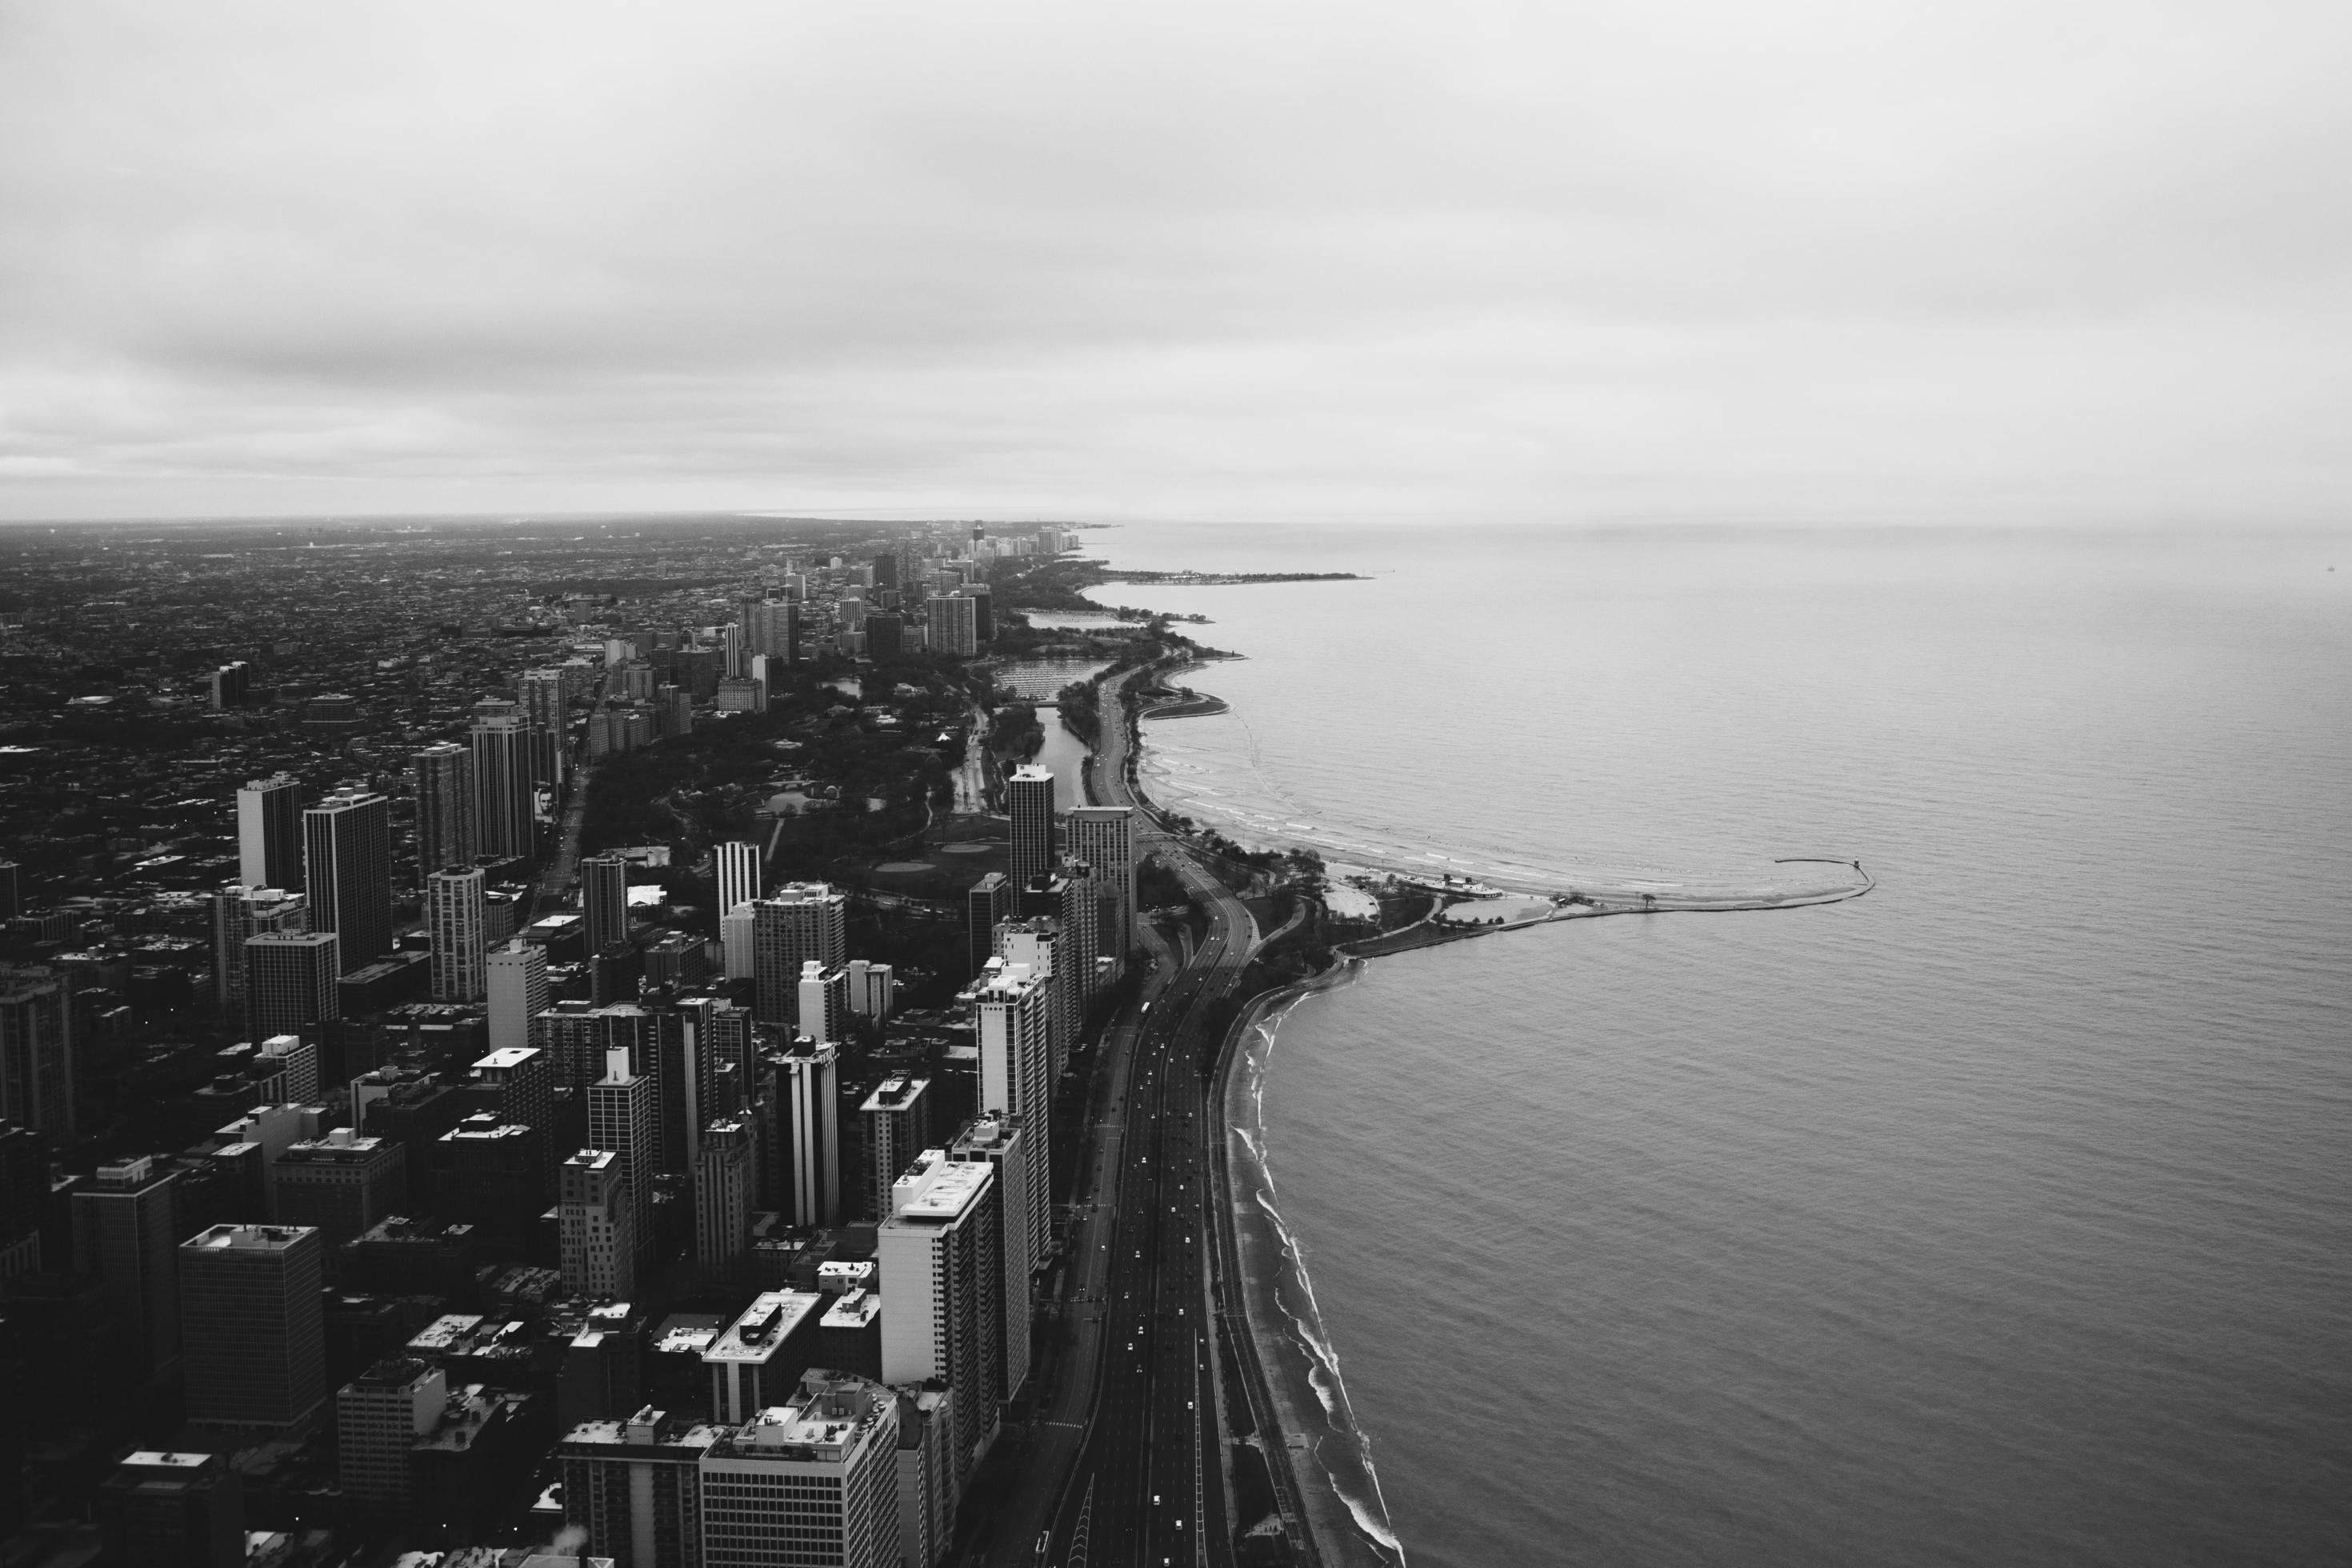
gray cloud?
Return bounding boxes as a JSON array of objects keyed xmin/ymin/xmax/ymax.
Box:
[{"xmin": 0, "ymin": 0, "xmax": 2346, "ymax": 522}]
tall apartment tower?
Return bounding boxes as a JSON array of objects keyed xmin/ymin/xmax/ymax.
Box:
[
  {"xmin": 965, "ymin": 871, "xmax": 1011, "ymax": 982},
  {"xmin": 950, "ymin": 1115, "xmax": 1036, "ymax": 1403},
  {"xmin": 858, "ymin": 1076, "xmax": 932, "ymax": 1222},
  {"xmin": 796, "ymin": 961, "xmax": 848, "ymax": 1048},
  {"xmin": 1, "ymin": 966, "xmax": 78, "ymax": 1141},
  {"xmin": 994, "ymin": 918, "xmax": 1072, "ymax": 1082},
  {"xmin": 470, "ymin": 702, "xmax": 538, "ymax": 862},
  {"xmin": 588, "ymin": 1047, "xmax": 657, "ymax": 1260},
  {"xmin": 558, "ymin": 1150, "xmax": 634, "ymax": 1299},
  {"xmin": 750, "ymin": 884, "xmax": 846, "ymax": 1027},
  {"xmin": 302, "ymin": 791, "xmax": 393, "ymax": 977},
  {"xmin": 427, "ymin": 867, "xmax": 487, "ymax": 1002},
  {"xmin": 70, "ymin": 1157, "xmax": 179, "ymax": 1379},
  {"xmin": 966, "ymin": 962, "xmax": 1053, "ymax": 1270},
  {"xmin": 701, "ymin": 1373, "xmax": 902, "ymax": 1568},
  {"xmin": 485, "ymin": 940, "xmax": 549, "ymax": 1053},
  {"xmin": 768, "ymin": 1039, "xmax": 841, "ymax": 1229},
  {"xmin": 716, "ymin": 841, "xmax": 761, "ymax": 926},
  {"xmin": 179, "ymin": 1224, "xmax": 326, "ymax": 1434},
  {"xmin": 695, "ymin": 1115, "xmax": 755, "ymax": 1286},
  {"xmin": 410, "ymin": 742, "xmax": 477, "ymax": 881},
  {"xmin": 877, "ymin": 1151, "xmax": 1002, "ymax": 1481},
  {"xmin": 0, "ymin": 858, "xmax": 18, "ymax": 922},
  {"xmin": 242, "ymin": 930, "xmax": 342, "ymax": 1042},
  {"xmin": 581, "ymin": 854, "xmax": 630, "ymax": 958},
  {"xmin": 237, "ymin": 774, "xmax": 304, "ymax": 891},
  {"xmin": 1063, "ymin": 805, "xmax": 1137, "ymax": 962},
  {"xmin": 210, "ymin": 883, "xmax": 306, "ymax": 1011},
  {"xmin": 925, "ymin": 594, "xmax": 977, "ymax": 658},
  {"xmin": 1006, "ymin": 766, "xmax": 1055, "ymax": 890}
]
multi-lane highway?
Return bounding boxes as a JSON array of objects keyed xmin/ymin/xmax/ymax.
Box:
[{"xmin": 985, "ymin": 666, "xmax": 1263, "ymax": 1568}]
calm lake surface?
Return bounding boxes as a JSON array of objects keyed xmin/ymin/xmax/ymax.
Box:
[{"xmin": 1094, "ymin": 521, "xmax": 2352, "ymax": 1567}]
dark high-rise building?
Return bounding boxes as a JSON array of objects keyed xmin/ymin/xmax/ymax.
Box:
[
  {"xmin": 303, "ymin": 791, "xmax": 393, "ymax": 977},
  {"xmin": 871, "ymin": 552, "xmax": 898, "ymax": 590},
  {"xmin": 750, "ymin": 885, "xmax": 846, "ymax": 1028},
  {"xmin": 1006, "ymin": 765, "xmax": 1055, "ymax": 890},
  {"xmin": 411, "ymin": 742, "xmax": 477, "ymax": 880},
  {"xmin": 0, "ymin": 858, "xmax": 18, "ymax": 922},
  {"xmin": 581, "ymin": 854, "xmax": 630, "ymax": 959},
  {"xmin": 242, "ymin": 930, "xmax": 341, "ymax": 1042},
  {"xmin": 97, "ymin": 1450, "xmax": 243, "ymax": 1568},
  {"xmin": 963, "ymin": 582, "xmax": 993, "ymax": 642},
  {"xmin": 70, "ymin": 1156, "xmax": 179, "ymax": 1379},
  {"xmin": 858, "ymin": 1075, "xmax": 932, "ymax": 1222},
  {"xmin": 426, "ymin": 1116, "xmax": 546, "ymax": 1256},
  {"xmin": 236, "ymin": 774, "xmax": 304, "ymax": 891},
  {"xmin": 0, "ymin": 966, "xmax": 78, "ymax": 1141},
  {"xmin": 470, "ymin": 702, "xmax": 538, "ymax": 862},
  {"xmin": 763, "ymin": 1038, "xmax": 840, "ymax": 1228},
  {"xmin": 865, "ymin": 613, "xmax": 904, "ymax": 661},
  {"xmin": 179, "ymin": 1224, "xmax": 326, "ymax": 1434},
  {"xmin": 966, "ymin": 871, "xmax": 1011, "ymax": 982}
]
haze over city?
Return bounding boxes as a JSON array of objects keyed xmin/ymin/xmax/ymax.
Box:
[{"xmin": 3, "ymin": 0, "xmax": 2347, "ymax": 526}]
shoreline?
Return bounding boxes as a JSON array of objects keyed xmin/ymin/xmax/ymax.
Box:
[{"xmin": 1212, "ymin": 966, "xmax": 1406, "ymax": 1568}]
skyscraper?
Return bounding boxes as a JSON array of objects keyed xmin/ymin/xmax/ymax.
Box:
[
  {"xmin": 96, "ymin": 1450, "xmax": 243, "ymax": 1568},
  {"xmin": 302, "ymin": 791, "xmax": 392, "ymax": 977},
  {"xmin": 695, "ymin": 1116, "xmax": 754, "ymax": 1287},
  {"xmin": 859, "ymin": 1076, "xmax": 931, "ymax": 1222},
  {"xmin": 925, "ymin": 593, "xmax": 978, "ymax": 658},
  {"xmin": 1006, "ymin": 765, "xmax": 1055, "ymax": 890},
  {"xmin": 0, "ymin": 966, "xmax": 78, "ymax": 1140},
  {"xmin": 470, "ymin": 702, "xmax": 538, "ymax": 862},
  {"xmin": 557, "ymin": 1410, "xmax": 721, "ymax": 1568},
  {"xmin": 589, "ymin": 1046, "xmax": 657, "ymax": 1262},
  {"xmin": 877, "ymin": 1150, "xmax": 1001, "ymax": 1480},
  {"xmin": 427, "ymin": 867, "xmax": 487, "ymax": 1002},
  {"xmin": 179, "ymin": 1224, "xmax": 326, "ymax": 1434},
  {"xmin": 767, "ymin": 1038, "xmax": 840, "ymax": 1228},
  {"xmin": 210, "ymin": 883, "xmax": 306, "ymax": 1012},
  {"xmin": 716, "ymin": 840, "xmax": 761, "ymax": 922},
  {"xmin": 558, "ymin": 1150, "xmax": 634, "ymax": 1299},
  {"xmin": 337, "ymin": 1358, "xmax": 445, "ymax": 1510},
  {"xmin": 700, "ymin": 1373, "xmax": 902, "ymax": 1568},
  {"xmin": 581, "ymin": 854, "xmax": 630, "ymax": 958},
  {"xmin": 242, "ymin": 930, "xmax": 341, "ymax": 1042},
  {"xmin": 410, "ymin": 742, "xmax": 477, "ymax": 881},
  {"xmin": 950, "ymin": 1114, "xmax": 1035, "ymax": 1402},
  {"xmin": 1063, "ymin": 805, "xmax": 1137, "ymax": 962},
  {"xmin": 966, "ymin": 961, "xmax": 1052, "ymax": 1269},
  {"xmin": 485, "ymin": 940, "xmax": 548, "ymax": 1053},
  {"xmin": 236, "ymin": 774, "xmax": 304, "ymax": 891},
  {"xmin": 965, "ymin": 871, "xmax": 1011, "ymax": 982},
  {"xmin": 750, "ymin": 884, "xmax": 846, "ymax": 1027},
  {"xmin": 864, "ymin": 612, "xmax": 904, "ymax": 661},
  {"xmin": 71, "ymin": 1157, "xmax": 179, "ymax": 1379},
  {"xmin": 960, "ymin": 582, "xmax": 994, "ymax": 642}
]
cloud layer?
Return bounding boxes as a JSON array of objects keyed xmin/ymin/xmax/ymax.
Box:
[{"xmin": 2, "ymin": 0, "xmax": 2346, "ymax": 523}]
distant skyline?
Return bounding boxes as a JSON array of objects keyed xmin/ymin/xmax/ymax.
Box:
[{"xmin": 2, "ymin": 1, "xmax": 2347, "ymax": 527}]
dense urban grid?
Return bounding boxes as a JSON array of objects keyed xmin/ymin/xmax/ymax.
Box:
[{"xmin": 0, "ymin": 517, "xmax": 1350, "ymax": 1568}]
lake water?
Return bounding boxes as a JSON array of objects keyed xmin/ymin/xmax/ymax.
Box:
[{"xmin": 1094, "ymin": 522, "xmax": 2352, "ymax": 1567}]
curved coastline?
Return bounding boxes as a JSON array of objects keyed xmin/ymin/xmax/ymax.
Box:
[{"xmin": 1118, "ymin": 654, "xmax": 1871, "ymax": 1568}]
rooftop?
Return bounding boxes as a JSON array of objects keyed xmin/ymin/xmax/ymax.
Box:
[{"xmin": 702, "ymin": 1291, "xmax": 822, "ymax": 1365}]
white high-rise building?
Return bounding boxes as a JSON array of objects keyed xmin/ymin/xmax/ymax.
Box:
[
  {"xmin": 485, "ymin": 940, "xmax": 548, "ymax": 1053},
  {"xmin": 845, "ymin": 958, "xmax": 894, "ymax": 1019},
  {"xmin": 426, "ymin": 866, "xmax": 487, "ymax": 1002},
  {"xmin": 558, "ymin": 1149, "xmax": 634, "ymax": 1299},
  {"xmin": 716, "ymin": 841, "xmax": 761, "ymax": 924},
  {"xmin": 993, "ymin": 918, "xmax": 1071, "ymax": 1082},
  {"xmin": 877, "ymin": 1150, "xmax": 1001, "ymax": 1481},
  {"xmin": 965, "ymin": 961, "xmax": 1052, "ymax": 1270},
  {"xmin": 588, "ymin": 1046, "xmax": 657, "ymax": 1259},
  {"xmin": 720, "ymin": 904, "xmax": 756, "ymax": 982},
  {"xmin": 700, "ymin": 1372, "xmax": 902, "ymax": 1568},
  {"xmin": 797, "ymin": 960, "xmax": 848, "ymax": 1047},
  {"xmin": 1006, "ymin": 766, "xmax": 1054, "ymax": 890}
]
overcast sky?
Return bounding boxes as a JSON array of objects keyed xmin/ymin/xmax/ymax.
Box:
[{"xmin": 0, "ymin": 0, "xmax": 2346, "ymax": 526}]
